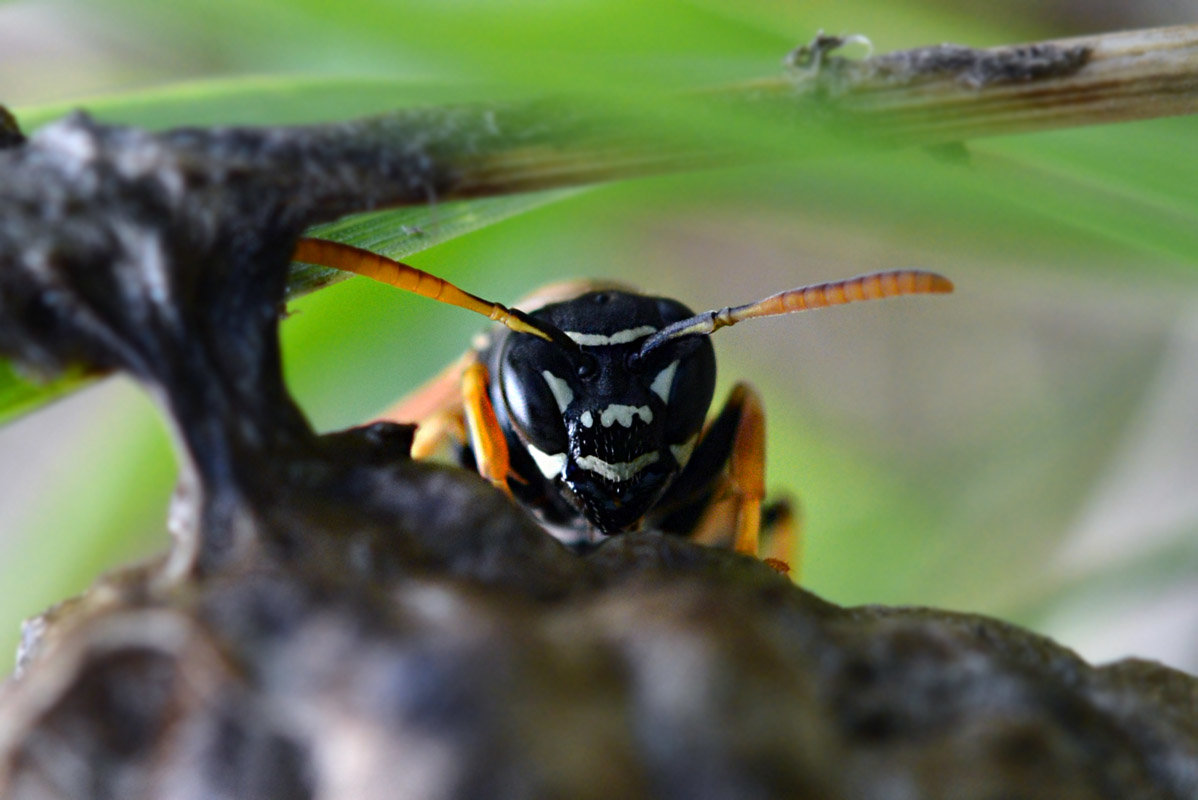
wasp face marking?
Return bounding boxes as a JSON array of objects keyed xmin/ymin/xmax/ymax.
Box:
[
  {"xmin": 598, "ymin": 404, "xmax": 653, "ymax": 428},
  {"xmin": 541, "ymin": 369, "xmax": 574, "ymax": 413},
  {"xmin": 527, "ymin": 443, "xmax": 567, "ymax": 479},
  {"xmin": 649, "ymin": 360, "xmax": 679, "ymax": 404},
  {"xmin": 574, "ymin": 451, "xmax": 660, "ymax": 482},
  {"xmin": 563, "ymin": 325, "xmax": 656, "ymax": 346}
]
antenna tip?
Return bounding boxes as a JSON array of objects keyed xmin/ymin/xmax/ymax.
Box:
[{"xmin": 927, "ymin": 272, "xmax": 954, "ymax": 294}]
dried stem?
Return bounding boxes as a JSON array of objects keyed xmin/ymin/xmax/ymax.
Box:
[
  {"xmin": 406, "ymin": 25, "xmax": 1198, "ymax": 199},
  {"xmin": 733, "ymin": 24, "xmax": 1198, "ymax": 146}
]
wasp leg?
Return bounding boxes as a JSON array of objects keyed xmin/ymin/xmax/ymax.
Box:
[
  {"xmin": 760, "ymin": 498, "xmax": 801, "ymax": 578},
  {"xmin": 409, "ymin": 409, "xmax": 468, "ymax": 461},
  {"xmin": 461, "ymin": 361, "xmax": 512, "ymax": 495},
  {"xmin": 655, "ymin": 382, "xmax": 766, "ymax": 556},
  {"xmin": 724, "ymin": 383, "xmax": 766, "ymax": 557}
]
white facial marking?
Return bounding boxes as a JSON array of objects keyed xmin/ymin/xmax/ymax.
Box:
[
  {"xmin": 649, "ymin": 360, "xmax": 680, "ymax": 404},
  {"xmin": 541, "ymin": 370, "xmax": 574, "ymax": 413},
  {"xmin": 564, "ymin": 326, "xmax": 657, "ymax": 347},
  {"xmin": 575, "ymin": 451, "xmax": 660, "ymax": 482},
  {"xmin": 670, "ymin": 435, "xmax": 698, "ymax": 469},
  {"xmin": 579, "ymin": 410, "xmax": 594, "ymax": 428},
  {"xmin": 599, "ymin": 404, "xmax": 653, "ymax": 428},
  {"xmin": 526, "ymin": 444, "xmax": 567, "ymax": 479}
]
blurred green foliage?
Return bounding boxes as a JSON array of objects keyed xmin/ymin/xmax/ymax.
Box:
[{"xmin": 1, "ymin": 0, "xmax": 1196, "ymax": 670}]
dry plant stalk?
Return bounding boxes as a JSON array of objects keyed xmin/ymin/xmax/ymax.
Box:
[
  {"xmin": 433, "ymin": 25, "xmax": 1198, "ymax": 196},
  {"xmin": 748, "ymin": 24, "xmax": 1198, "ymax": 144}
]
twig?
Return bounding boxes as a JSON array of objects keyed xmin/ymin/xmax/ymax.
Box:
[
  {"xmin": 727, "ymin": 25, "xmax": 1198, "ymax": 145},
  {"xmin": 381, "ymin": 25, "xmax": 1198, "ymax": 197}
]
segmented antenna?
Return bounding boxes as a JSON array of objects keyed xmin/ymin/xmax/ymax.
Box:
[
  {"xmin": 292, "ymin": 238, "xmax": 580, "ymax": 352},
  {"xmin": 635, "ymin": 269, "xmax": 953, "ymax": 360}
]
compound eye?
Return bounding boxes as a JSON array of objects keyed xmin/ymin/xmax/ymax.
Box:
[
  {"xmin": 653, "ymin": 337, "xmax": 716, "ymax": 444},
  {"xmin": 498, "ymin": 338, "xmax": 571, "ymax": 454}
]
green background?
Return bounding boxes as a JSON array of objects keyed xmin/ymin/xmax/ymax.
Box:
[{"xmin": 1, "ymin": 0, "xmax": 1196, "ymax": 672}]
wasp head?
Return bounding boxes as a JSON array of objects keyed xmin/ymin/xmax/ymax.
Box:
[{"xmin": 493, "ymin": 290, "xmax": 715, "ymax": 536}]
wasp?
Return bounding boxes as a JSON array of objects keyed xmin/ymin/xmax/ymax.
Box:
[{"xmin": 293, "ymin": 238, "xmax": 952, "ymax": 572}]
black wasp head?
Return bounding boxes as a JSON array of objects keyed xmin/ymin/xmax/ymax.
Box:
[{"xmin": 496, "ymin": 289, "xmax": 715, "ymax": 535}]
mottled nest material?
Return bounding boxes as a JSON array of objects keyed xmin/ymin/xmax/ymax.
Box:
[{"xmin": 0, "ymin": 109, "xmax": 1195, "ymax": 800}]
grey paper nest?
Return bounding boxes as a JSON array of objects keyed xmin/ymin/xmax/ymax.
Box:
[{"xmin": 0, "ymin": 110, "xmax": 1195, "ymax": 800}]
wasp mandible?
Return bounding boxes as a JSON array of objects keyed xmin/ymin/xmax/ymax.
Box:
[{"xmin": 293, "ymin": 238, "xmax": 952, "ymax": 572}]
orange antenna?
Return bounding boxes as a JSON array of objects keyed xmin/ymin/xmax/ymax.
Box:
[
  {"xmin": 635, "ymin": 269, "xmax": 953, "ymax": 360},
  {"xmin": 292, "ymin": 238, "xmax": 579, "ymax": 352}
]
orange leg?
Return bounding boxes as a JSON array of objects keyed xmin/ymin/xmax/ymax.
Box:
[
  {"xmin": 726, "ymin": 383, "xmax": 766, "ymax": 558},
  {"xmin": 461, "ymin": 361, "xmax": 512, "ymax": 495},
  {"xmin": 409, "ymin": 409, "xmax": 468, "ymax": 461},
  {"xmin": 664, "ymin": 383, "xmax": 782, "ymax": 570}
]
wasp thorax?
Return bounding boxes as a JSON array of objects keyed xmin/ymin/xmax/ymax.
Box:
[{"xmin": 494, "ymin": 290, "xmax": 716, "ymax": 536}]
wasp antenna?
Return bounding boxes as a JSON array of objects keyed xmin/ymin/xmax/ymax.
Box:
[
  {"xmin": 636, "ymin": 269, "xmax": 953, "ymax": 359},
  {"xmin": 293, "ymin": 238, "xmax": 578, "ymax": 349}
]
